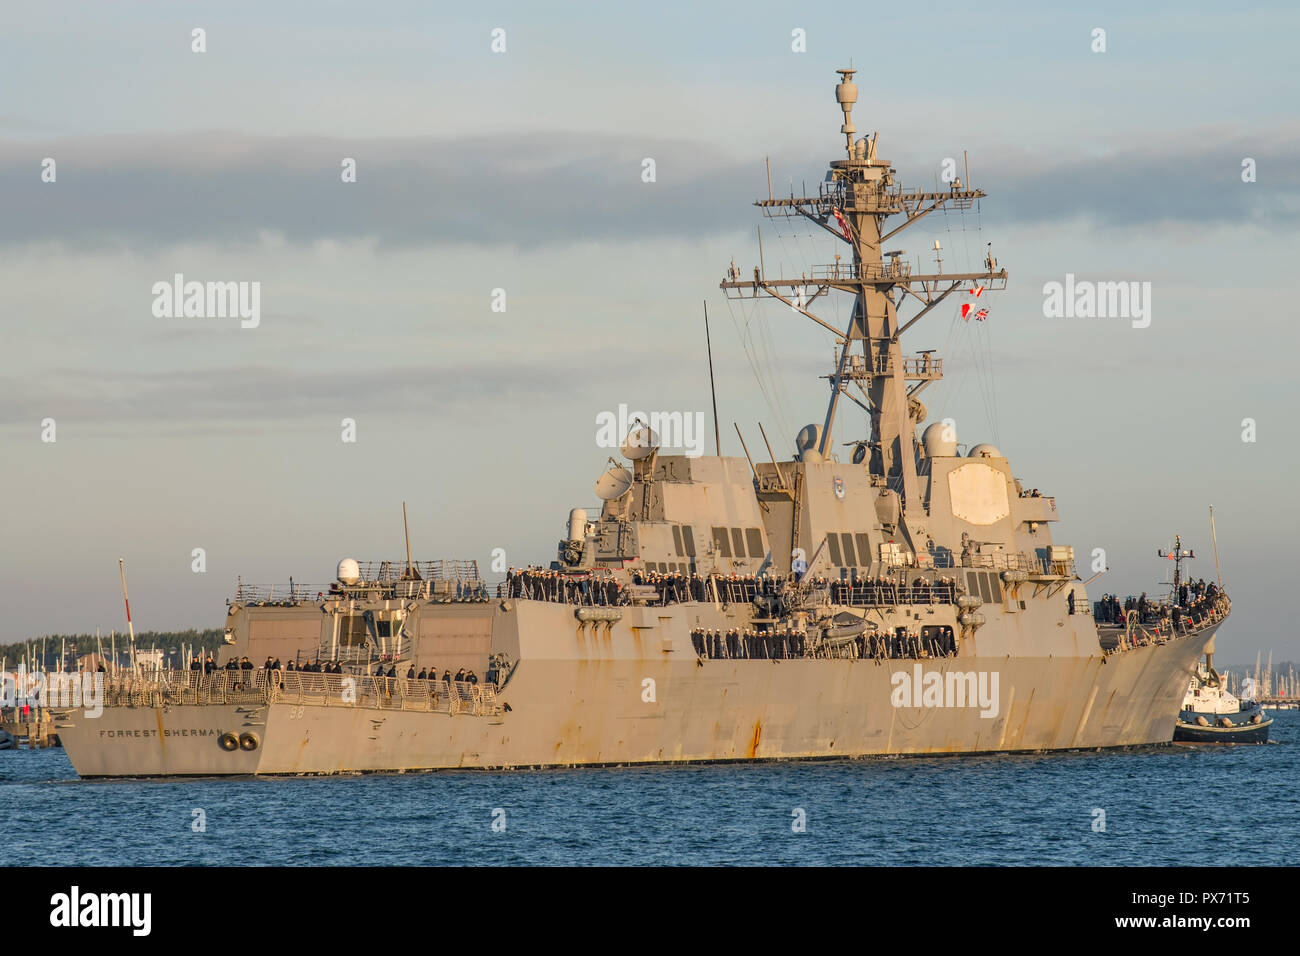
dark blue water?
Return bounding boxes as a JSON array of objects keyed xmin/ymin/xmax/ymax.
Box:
[{"xmin": 5, "ymin": 712, "xmax": 1296, "ymax": 866}]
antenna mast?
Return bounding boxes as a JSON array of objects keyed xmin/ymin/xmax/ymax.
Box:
[
  {"xmin": 1157, "ymin": 535, "xmax": 1195, "ymax": 602},
  {"xmin": 118, "ymin": 558, "xmax": 136, "ymax": 673},
  {"xmin": 704, "ymin": 300, "xmax": 721, "ymax": 456},
  {"xmin": 1209, "ymin": 505, "xmax": 1223, "ymax": 588},
  {"xmin": 720, "ymin": 67, "xmax": 1007, "ymax": 513},
  {"xmin": 402, "ymin": 502, "xmax": 419, "ymax": 580}
]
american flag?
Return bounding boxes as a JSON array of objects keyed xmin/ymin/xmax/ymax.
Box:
[{"xmin": 832, "ymin": 207, "xmax": 852, "ymax": 241}]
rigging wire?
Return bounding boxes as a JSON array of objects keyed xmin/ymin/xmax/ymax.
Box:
[{"xmin": 725, "ymin": 293, "xmax": 795, "ymax": 449}]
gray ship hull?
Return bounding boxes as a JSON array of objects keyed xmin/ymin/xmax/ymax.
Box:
[{"xmin": 55, "ymin": 622, "xmax": 1216, "ymax": 777}]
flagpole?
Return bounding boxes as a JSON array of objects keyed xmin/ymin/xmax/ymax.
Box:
[
  {"xmin": 119, "ymin": 558, "xmax": 137, "ymax": 674},
  {"xmin": 1209, "ymin": 505, "xmax": 1222, "ymax": 588}
]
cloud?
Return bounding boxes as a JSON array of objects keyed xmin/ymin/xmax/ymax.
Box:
[
  {"xmin": 1, "ymin": 125, "xmax": 1296, "ymax": 254},
  {"xmin": 970, "ymin": 128, "xmax": 1300, "ymax": 229},
  {"xmin": 0, "ymin": 360, "xmax": 603, "ymax": 428},
  {"xmin": 0, "ymin": 132, "xmax": 756, "ymax": 250}
]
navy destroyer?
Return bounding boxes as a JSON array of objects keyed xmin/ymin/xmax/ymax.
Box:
[{"xmin": 53, "ymin": 68, "xmax": 1228, "ymax": 776}]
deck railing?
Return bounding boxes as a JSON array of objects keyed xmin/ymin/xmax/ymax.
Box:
[{"xmin": 93, "ymin": 669, "xmax": 501, "ymax": 717}]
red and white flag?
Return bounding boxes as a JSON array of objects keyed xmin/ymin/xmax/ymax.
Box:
[{"xmin": 960, "ymin": 285, "xmax": 988, "ymax": 321}]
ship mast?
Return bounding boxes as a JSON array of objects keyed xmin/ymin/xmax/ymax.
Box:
[
  {"xmin": 721, "ymin": 67, "xmax": 1007, "ymax": 513},
  {"xmin": 1158, "ymin": 534, "xmax": 1195, "ymax": 602}
]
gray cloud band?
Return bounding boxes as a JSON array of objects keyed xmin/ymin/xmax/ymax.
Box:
[{"xmin": 2, "ymin": 130, "xmax": 1294, "ymax": 247}]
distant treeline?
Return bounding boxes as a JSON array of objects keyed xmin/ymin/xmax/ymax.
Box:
[{"xmin": 0, "ymin": 629, "xmax": 225, "ymax": 666}]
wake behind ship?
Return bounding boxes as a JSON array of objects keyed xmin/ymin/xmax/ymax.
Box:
[{"xmin": 55, "ymin": 68, "xmax": 1227, "ymax": 777}]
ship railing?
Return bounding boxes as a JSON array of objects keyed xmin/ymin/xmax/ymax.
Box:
[
  {"xmin": 352, "ymin": 560, "xmax": 482, "ymax": 584},
  {"xmin": 961, "ymin": 552, "xmax": 1037, "ymax": 572},
  {"xmin": 97, "ymin": 669, "xmax": 269, "ymax": 708},
  {"xmin": 230, "ymin": 561, "xmax": 486, "ymax": 605},
  {"xmin": 233, "ymin": 584, "xmax": 335, "ymax": 605},
  {"xmin": 235, "ymin": 580, "xmax": 492, "ymax": 606},
  {"xmin": 1098, "ymin": 596, "xmax": 1230, "ymax": 654},
  {"xmin": 94, "ymin": 669, "xmax": 503, "ymax": 716},
  {"xmin": 808, "ymin": 261, "xmax": 912, "ymax": 283},
  {"xmin": 269, "ymin": 673, "xmax": 501, "ymax": 717}
]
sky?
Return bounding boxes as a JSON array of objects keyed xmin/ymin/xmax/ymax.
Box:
[{"xmin": 1, "ymin": 1, "xmax": 1296, "ymax": 669}]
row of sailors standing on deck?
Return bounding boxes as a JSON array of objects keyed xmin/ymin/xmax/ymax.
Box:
[
  {"xmin": 504, "ymin": 567, "xmax": 626, "ymax": 605},
  {"xmin": 1178, "ymin": 579, "xmax": 1217, "ymax": 607},
  {"xmin": 372, "ymin": 665, "xmax": 488, "ymax": 688},
  {"xmin": 866, "ymin": 627, "xmax": 957, "ymax": 659},
  {"xmin": 192, "ymin": 655, "xmax": 238, "ymax": 673},
  {"xmin": 1094, "ymin": 582, "xmax": 1224, "ymax": 627},
  {"xmin": 691, "ymin": 627, "xmax": 808, "ymax": 660},
  {"xmin": 688, "ymin": 625, "xmax": 958, "ymax": 660},
  {"xmin": 284, "ymin": 659, "xmax": 341, "ymax": 673},
  {"xmin": 822, "ymin": 576, "xmax": 959, "ymax": 606},
  {"xmin": 505, "ymin": 566, "xmax": 962, "ymax": 609}
]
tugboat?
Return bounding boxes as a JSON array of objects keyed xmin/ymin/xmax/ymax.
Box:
[{"xmin": 1174, "ymin": 655, "xmax": 1270, "ymax": 743}]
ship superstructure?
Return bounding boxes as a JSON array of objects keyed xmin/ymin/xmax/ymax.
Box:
[{"xmin": 53, "ymin": 69, "xmax": 1229, "ymax": 777}]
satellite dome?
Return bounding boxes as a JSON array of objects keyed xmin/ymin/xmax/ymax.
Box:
[
  {"xmin": 921, "ymin": 422, "xmax": 957, "ymax": 457},
  {"xmin": 968, "ymin": 443, "xmax": 1003, "ymax": 459},
  {"xmin": 337, "ymin": 558, "xmax": 361, "ymax": 586}
]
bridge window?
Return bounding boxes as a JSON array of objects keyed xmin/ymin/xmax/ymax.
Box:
[
  {"xmin": 339, "ymin": 614, "xmax": 367, "ymax": 646},
  {"xmin": 841, "ymin": 533, "xmax": 856, "ymax": 566},
  {"xmin": 731, "ymin": 528, "xmax": 745, "ymax": 557},
  {"xmin": 855, "ymin": 533, "xmax": 870, "ymax": 565},
  {"xmin": 827, "ymin": 534, "xmax": 842, "ymax": 566},
  {"xmin": 672, "ymin": 526, "xmax": 684, "ymax": 556},
  {"xmin": 712, "ymin": 527, "xmax": 731, "ymax": 558},
  {"xmin": 682, "ymin": 526, "xmax": 696, "ymax": 557},
  {"xmin": 745, "ymin": 527, "xmax": 764, "ymax": 558}
]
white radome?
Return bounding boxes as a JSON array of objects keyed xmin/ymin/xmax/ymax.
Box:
[
  {"xmin": 337, "ymin": 558, "xmax": 361, "ymax": 586},
  {"xmin": 921, "ymin": 422, "xmax": 957, "ymax": 457}
]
